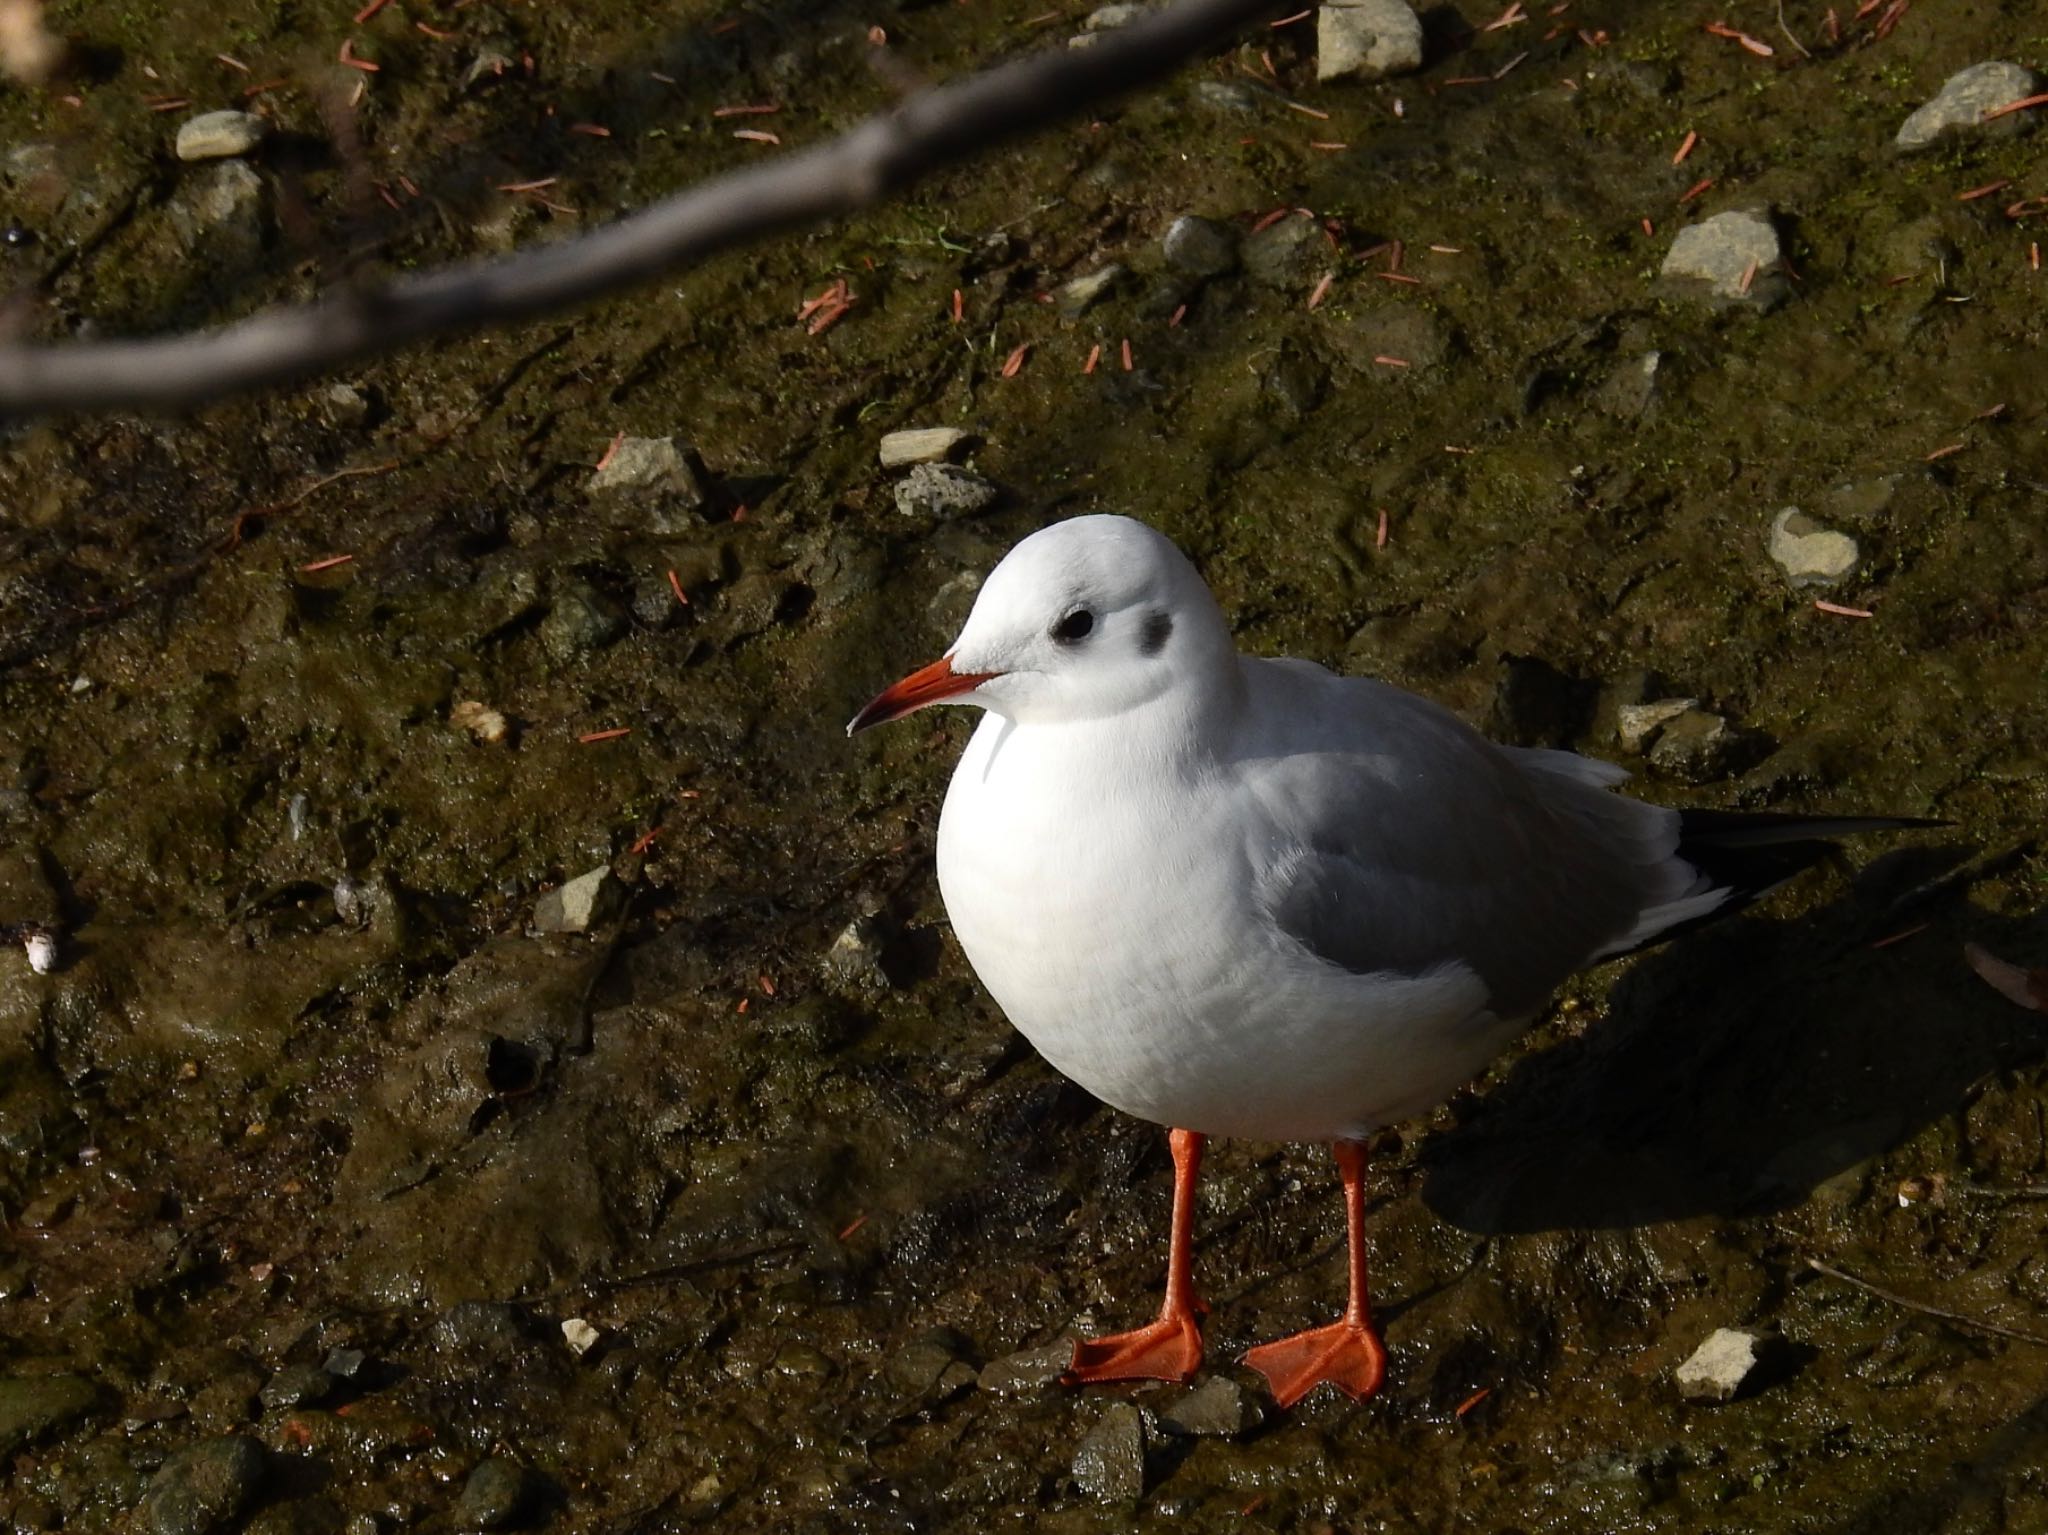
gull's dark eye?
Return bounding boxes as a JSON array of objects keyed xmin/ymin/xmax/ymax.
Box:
[{"xmin": 1051, "ymin": 609, "xmax": 1095, "ymax": 644}]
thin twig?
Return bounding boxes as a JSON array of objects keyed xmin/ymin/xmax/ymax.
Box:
[
  {"xmin": 0, "ymin": 0, "xmax": 1282, "ymax": 414},
  {"xmin": 1807, "ymin": 1257, "xmax": 2048, "ymax": 1346},
  {"xmin": 1775, "ymin": 0, "xmax": 1814, "ymax": 58}
]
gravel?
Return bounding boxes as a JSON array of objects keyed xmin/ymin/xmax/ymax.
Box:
[
  {"xmin": 1070, "ymin": 1400, "xmax": 1146, "ymax": 1502},
  {"xmin": 1661, "ymin": 208, "xmax": 1788, "ymax": 308},
  {"xmin": 1768, "ymin": 508, "xmax": 1860, "ymax": 588},
  {"xmin": 878, "ymin": 426, "xmax": 970, "ymax": 467},
  {"xmin": 1162, "ymin": 214, "xmax": 1238, "ymax": 278},
  {"xmin": 1676, "ymin": 1327, "xmax": 1761, "ymax": 1402}
]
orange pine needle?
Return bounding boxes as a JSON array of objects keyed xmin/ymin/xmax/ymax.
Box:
[
  {"xmin": 579, "ymin": 728, "xmax": 633, "ymax": 743},
  {"xmin": 1001, "ymin": 342, "xmax": 1030, "ymax": 378},
  {"xmin": 1672, "ymin": 129, "xmax": 1698, "ymax": 165},
  {"xmin": 1083, "ymin": 343, "xmax": 1102, "ymax": 374},
  {"xmin": 298, "ymin": 554, "xmax": 354, "ymax": 573}
]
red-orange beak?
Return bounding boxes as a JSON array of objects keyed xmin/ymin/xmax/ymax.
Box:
[{"xmin": 846, "ymin": 655, "xmax": 999, "ymax": 735}]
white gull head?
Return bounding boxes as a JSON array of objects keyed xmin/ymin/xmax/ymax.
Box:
[{"xmin": 847, "ymin": 514, "xmax": 1235, "ymax": 733}]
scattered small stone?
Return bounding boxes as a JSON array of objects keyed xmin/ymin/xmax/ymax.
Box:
[
  {"xmin": 977, "ymin": 1335, "xmax": 1074, "ymax": 1393},
  {"xmin": 462, "ymin": 49, "xmax": 517, "ymax": 92},
  {"xmin": 259, "ymin": 1364, "xmax": 334, "ymax": 1412},
  {"xmin": 321, "ymin": 383, "xmax": 372, "ymax": 429},
  {"xmin": 1071, "ymin": 1400, "xmax": 1146, "ymax": 1502},
  {"xmin": 878, "ymin": 426, "xmax": 970, "ymax": 468},
  {"xmin": 1161, "ymin": 1376, "xmax": 1260, "ymax": 1437},
  {"xmin": 587, "ymin": 435, "xmax": 708, "ymax": 504},
  {"xmin": 1895, "ymin": 61, "xmax": 2044, "ymax": 152},
  {"xmin": 20, "ymin": 922, "xmax": 56, "ymax": 974},
  {"xmin": 167, "ymin": 160, "xmax": 265, "ymax": 257},
  {"xmin": 1676, "ymin": 1327, "xmax": 1761, "ymax": 1402},
  {"xmin": 1056, "ymin": 263, "xmax": 1124, "ymax": 318},
  {"xmin": 1649, "ymin": 709, "xmax": 1741, "ymax": 783},
  {"xmin": 331, "ymin": 877, "xmax": 373, "ymax": 929},
  {"xmin": 456, "ymin": 1457, "xmax": 531, "ymax": 1530},
  {"xmin": 1162, "ymin": 214, "xmax": 1238, "ymax": 278},
  {"xmin": 287, "ymin": 793, "xmax": 311, "ymax": 842},
  {"xmin": 1616, "ymin": 698, "xmax": 1698, "ymax": 754},
  {"xmin": 532, "ymin": 866, "xmax": 620, "ymax": 935},
  {"xmin": 321, "ymin": 1347, "xmax": 367, "ymax": 1381},
  {"xmin": 1242, "ymin": 211, "xmax": 1323, "ymax": 287},
  {"xmin": 539, "ymin": 583, "xmax": 626, "ymax": 662},
  {"xmin": 1193, "ymin": 79, "xmax": 1256, "ymax": 112},
  {"xmin": 1598, "ymin": 350, "xmax": 1662, "ymax": 419},
  {"xmin": 893, "ymin": 462, "xmax": 998, "ymax": 519},
  {"xmin": 561, "ymin": 1318, "xmax": 600, "ymax": 1356},
  {"xmin": 137, "ymin": 1434, "xmax": 267, "ymax": 1535},
  {"xmin": 1768, "ymin": 508, "xmax": 1860, "ymax": 588},
  {"xmin": 887, "ymin": 1332, "xmax": 975, "ymax": 1398},
  {"xmin": 1083, "ymin": 1, "xmax": 1149, "ymax": 27},
  {"xmin": 0, "ymin": 1374, "xmax": 99, "ymax": 1456},
  {"xmin": 1660, "ymin": 208, "xmax": 1787, "ymax": 308},
  {"xmin": 175, "ymin": 110, "xmax": 269, "ymax": 162},
  {"xmin": 1317, "ymin": 0, "xmax": 1425, "ymax": 83},
  {"xmin": 824, "ymin": 912, "xmax": 893, "ymax": 990},
  {"xmin": 450, "ymin": 700, "xmax": 510, "ymax": 745}
]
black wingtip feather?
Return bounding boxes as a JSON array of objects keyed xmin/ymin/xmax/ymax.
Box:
[{"xmin": 1610, "ymin": 809, "xmax": 1946, "ymax": 960}]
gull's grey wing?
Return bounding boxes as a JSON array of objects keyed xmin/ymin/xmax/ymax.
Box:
[{"xmin": 1232, "ymin": 661, "xmax": 1715, "ymax": 1016}]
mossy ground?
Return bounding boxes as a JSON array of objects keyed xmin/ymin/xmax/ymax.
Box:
[{"xmin": 1, "ymin": 0, "xmax": 2046, "ymax": 1530}]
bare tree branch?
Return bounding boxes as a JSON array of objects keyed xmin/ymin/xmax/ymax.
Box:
[{"xmin": 0, "ymin": 0, "xmax": 1281, "ymax": 416}]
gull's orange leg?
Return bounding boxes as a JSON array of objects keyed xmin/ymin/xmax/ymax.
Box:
[
  {"xmin": 1063, "ymin": 1127, "xmax": 1208, "ymax": 1386},
  {"xmin": 1242, "ymin": 1138, "xmax": 1388, "ymax": 1408}
]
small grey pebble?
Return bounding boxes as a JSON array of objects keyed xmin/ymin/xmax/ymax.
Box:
[{"xmin": 456, "ymin": 1457, "xmax": 531, "ymax": 1530}]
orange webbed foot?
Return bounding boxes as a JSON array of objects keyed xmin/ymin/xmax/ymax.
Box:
[
  {"xmin": 1242, "ymin": 1317, "xmax": 1387, "ymax": 1408},
  {"xmin": 1062, "ymin": 1309, "xmax": 1205, "ymax": 1386}
]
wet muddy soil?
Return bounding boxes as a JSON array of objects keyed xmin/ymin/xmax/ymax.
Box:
[{"xmin": 2, "ymin": 0, "xmax": 2047, "ymax": 1530}]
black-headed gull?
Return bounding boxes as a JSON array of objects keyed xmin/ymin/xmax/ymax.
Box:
[{"xmin": 849, "ymin": 514, "xmax": 1929, "ymax": 1407}]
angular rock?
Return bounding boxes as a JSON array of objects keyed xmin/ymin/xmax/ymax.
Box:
[
  {"xmin": 538, "ymin": 583, "xmax": 625, "ymax": 661},
  {"xmin": 1317, "ymin": 0, "xmax": 1425, "ymax": 83},
  {"xmin": 1071, "ymin": 1400, "xmax": 1146, "ymax": 1502},
  {"xmin": 588, "ymin": 436, "xmax": 708, "ymax": 505},
  {"xmin": 1242, "ymin": 211, "xmax": 1323, "ymax": 287},
  {"xmin": 259, "ymin": 1364, "xmax": 334, "ymax": 1411},
  {"xmin": 176, "ymin": 110, "xmax": 269, "ymax": 162},
  {"xmin": 138, "ymin": 1435, "xmax": 267, "ymax": 1535},
  {"xmin": 978, "ymin": 1336, "xmax": 1074, "ymax": 1393},
  {"xmin": 1768, "ymin": 508, "xmax": 1859, "ymax": 588},
  {"xmin": 561, "ymin": 1317, "xmax": 601, "ymax": 1356},
  {"xmin": 1661, "ymin": 209, "xmax": 1787, "ymax": 308},
  {"xmin": 532, "ymin": 866, "xmax": 620, "ymax": 934},
  {"xmin": 167, "ymin": 160, "xmax": 265, "ymax": 258},
  {"xmin": 1161, "ymin": 1376, "xmax": 1259, "ymax": 1437},
  {"xmin": 878, "ymin": 427, "xmax": 970, "ymax": 468},
  {"xmin": 1895, "ymin": 62, "xmax": 2043, "ymax": 151},
  {"xmin": 1676, "ymin": 1327, "xmax": 1761, "ymax": 1402},
  {"xmin": 1649, "ymin": 709, "xmax": 1739, "ymax": 782},
  {"xmin": 1598, "ymin": 350, "xmax": 1663, "ymax": 419},
  {"xmin": 1193, "ymin": 79, "xmax": 1256, "ymax": 112},
  {"xmin": 894, "ymin": 462, "xmax": 997, "ymax": 519},
  {"xmin": 1616, "ymin": 697, "xmax": 1697, "ymax": 754},
  {"xmin": 824, "ymin": 912, "xmax": 893, "ymax": 990},
  {"xmin": 1162, "ymin": 215, "xmax": 1238, "ymax": 278}
]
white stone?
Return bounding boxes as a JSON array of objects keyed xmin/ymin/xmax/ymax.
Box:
[
  {"xmin": 451, "ymin": 700, "xmax": 510, "ymax": 745},
  {"xmin": 533, "ymin": 866, "xmax": 618, "ymax": 934},
  {"xmin": 175, "ymin": 109, "xmax": 269, "ymax": 162},
  {"xmin": 561, "ymin": 1318, "xmax": 600, "ymax": 1355},
  {"xmin": 878, "ymin": 427, "xmax": 969, "ymax": 468},
  {"xmin": 1616, "ymin": 697, "xmax": 1697, "ymax": 754},
  {"xmin": 1317, "ymin": 0, "xmax": 1424, "ymax": 83},
  {"xmin": 589, "ymin": 436, "xmax": 705, "ymax": 502},
  {"xmin": 1896, "ymin": 61, "xmax": 2043, "ymax": 152},
  {"xmin": 23, "ymin": 927, "xmax": 56, "ymax": 974},
  {"xmin": 1676, "ymin": 1327, "xmax": 1760, "ymax": 1402},
  {"xmin": 1661, "ymin": 209, "xmax": 1784, "ymax": 305},
  {"xmin": 1768, "ymin": 508, "xmax": 1859, "ymax": 588}
]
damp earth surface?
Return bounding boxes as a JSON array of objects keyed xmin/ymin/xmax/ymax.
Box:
[{"xmin": 2, "ymin": 0, "xmax": 2047, "ymax": 1530}]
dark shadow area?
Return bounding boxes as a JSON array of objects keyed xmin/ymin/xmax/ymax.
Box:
[{"xmin": 1423, "ymin": 846, "xmax": 2048, "ymax": 1232}]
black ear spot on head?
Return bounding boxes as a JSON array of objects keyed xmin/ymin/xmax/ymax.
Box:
[{"xmin": 1139, "ymin": 611, "xmax": 1173, "ymax": 656}]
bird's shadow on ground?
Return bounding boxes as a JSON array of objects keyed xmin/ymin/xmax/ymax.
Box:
[{"xmin": 1420, "ymin": 841, "xmax": 2047, "ymax": 1233}]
